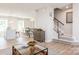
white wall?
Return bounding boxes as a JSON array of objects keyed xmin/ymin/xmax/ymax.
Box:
[
  {"xmin": 55, "ymin": 9, "xmax": 72, "ymax": 36},
  {"xmin": 0, "ymin": 8, "xmax": 36, "ymax": 29},
  {"xmin": 0, "ymin": 9, "xmax": 36, "ymax": 18},
  {"xmin": 24, "ymin": 19, "xmax": 34, "ymax": 28},
  {"xmin": 35, "ymin": 7, "xmax": 58, "ymax": 42},
  {"xmin": 73, "ymin": 3, "xmax": 79, "ymax": 42}
]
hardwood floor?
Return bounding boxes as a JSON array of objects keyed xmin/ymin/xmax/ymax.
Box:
[
  {"xmin": 0, "ymin": 36, "xmax": 79, "ymax": 55},
  {"xmin": 41, "ymin": 42, "xmax": 79, "ymax": 55}
]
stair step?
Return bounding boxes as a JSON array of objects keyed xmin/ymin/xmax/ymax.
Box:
[
  {"xmin": 53, "ymin": 39, "xmax": 73, "ymax": 45},
  {"xmin": 54, "ymin": 38, "xmax": 74, "ymax": 42},
  {"xmin": 59, "ymin": 35, "xmax": 73, "ymax": 41}
]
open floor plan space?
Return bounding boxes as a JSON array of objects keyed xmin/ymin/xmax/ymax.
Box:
[{"xmin": 0, "ymin": 3, "xmax": 79, "ymax": 55}]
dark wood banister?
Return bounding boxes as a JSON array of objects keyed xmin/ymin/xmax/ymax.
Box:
[
  {"xmin": 54, "ymin": 17, "xmax": 64, "ymax": 25},
  {"xmin": 54, "ymin": 17, "xmax": 64, "ymax": 38}
]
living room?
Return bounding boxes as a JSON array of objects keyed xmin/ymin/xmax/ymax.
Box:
[{"xmin": 0, "ymin": 3, "xmax": 79, "ymax": 55}]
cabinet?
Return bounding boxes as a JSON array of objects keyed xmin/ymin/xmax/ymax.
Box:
[{"xmin": 33, "ymin": 29, "xmax": 45, "ymax": 42}]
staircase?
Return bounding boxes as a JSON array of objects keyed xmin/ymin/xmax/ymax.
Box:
[
  {"xmin": 53, "ymin": 17, "xmax": 74, "ymax": 44},
  {"xmin": 54, "ymin": 17, "xmax": 64, "ymax": 38}
]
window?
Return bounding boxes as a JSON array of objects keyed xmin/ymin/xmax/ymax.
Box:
[
  {"xmin": 0, "ymin": 20, "xmax": 8, "ymax": 32},
  {"xmin": 16, "ymin": 20, "xmax": 24, "ymax": 32}
]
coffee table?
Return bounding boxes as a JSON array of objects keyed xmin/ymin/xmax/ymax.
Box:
[{"xmin": 12, "ymin": 44, "xmax": 48, "ymax": 55}]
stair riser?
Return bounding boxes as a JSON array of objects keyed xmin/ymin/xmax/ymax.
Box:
[
  {"xmin": 53, "ymin": 39, "xmax": 72, "ymax": 45},
  {"xmin": 59, "ymin": 37, "xmax": 73, "ymax": 41}
]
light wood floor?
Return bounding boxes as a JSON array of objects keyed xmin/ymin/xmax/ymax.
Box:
[
  {"xmin": 41, "ymin": 42, "xmax": 79, "ymax": 55},
  {"xmin": 0, "ymin": 36, "xmax": 79, "ymax": 55}
]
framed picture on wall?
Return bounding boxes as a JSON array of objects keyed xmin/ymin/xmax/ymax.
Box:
[{"xmin": 66, "ymin": 12, "xmax": 72, "ymax": 23}]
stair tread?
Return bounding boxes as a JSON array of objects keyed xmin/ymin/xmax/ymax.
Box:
[{"xmin": 55, "ymin": 39, "xmax": 74, "ymax": 42}]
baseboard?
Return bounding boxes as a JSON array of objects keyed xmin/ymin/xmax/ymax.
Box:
[{"xmin": 53, "ymin": 39, "xmax": 72, "ymax": 45}]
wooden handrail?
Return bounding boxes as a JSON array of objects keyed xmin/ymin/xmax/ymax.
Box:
[
  {"xmin": 54, "ymin": 17, "xmax": 64, "ymax": 25},
  {"xmin": 54, "ymin": 17, "xmax": 64, "ymax": 38}
]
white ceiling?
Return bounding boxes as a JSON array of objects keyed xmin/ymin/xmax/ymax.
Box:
[{"xmin": 0, "ymin": 3, "xmax": 70, "ymax": 11}]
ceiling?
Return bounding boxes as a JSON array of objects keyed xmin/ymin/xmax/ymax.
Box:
[{"xmin": 0, "ymin": 3, "xmax": 70, "ymax": 11}]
